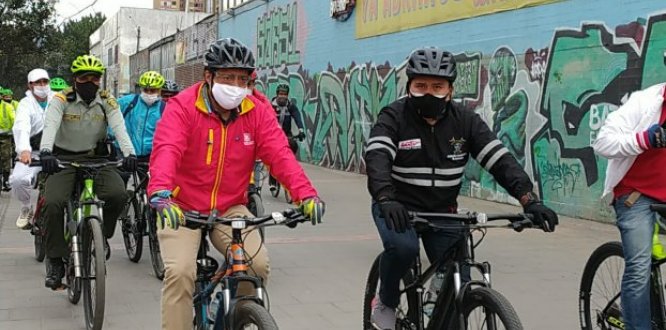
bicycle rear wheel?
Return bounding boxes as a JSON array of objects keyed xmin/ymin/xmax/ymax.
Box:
[
  {"xmin": 248, "ymin": 192, "xmax": 265, "ymax": 217},
  {"xmin": 362, "ymin": 254, "xmax": 419, "ymax": 330},
  {"xmin": 231, "ymin": 301, "xmax": 278, "ymax": 330},
  {"xmin": 579, "ymin": 241, "xmax": 624, "ymax": 330},
  {"xmin": 121, "ymin": 193, "xmax": 143, "ymax": 263},
  {"xmin": 82, "ymin": 219, "xmax": 106, "ymax": 330},
  {"xmin": 147, "ymin": 208, "xmax": 165, "ymax": 280},
  {"xmin": 452, "ymin": 287, "xmax": 523, "ymax": 330}
]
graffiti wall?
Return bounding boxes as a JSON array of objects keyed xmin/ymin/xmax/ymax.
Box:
[{"xmin": 219, "ymin": 0, "xmax": 666, "ymax": 221}]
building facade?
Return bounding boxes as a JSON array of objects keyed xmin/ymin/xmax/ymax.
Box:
[{"xmin": 89, "ymin": 8, "xmax": 206, "ymax": 96}]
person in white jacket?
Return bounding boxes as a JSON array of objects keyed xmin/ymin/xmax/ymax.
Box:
[
  {"xmin": 593, "ymin": 79, "xmax": 666, "ymax": 330},
  {"xmin": 11, "ymin": 68, "xmax": 54, "ymax": 229}
]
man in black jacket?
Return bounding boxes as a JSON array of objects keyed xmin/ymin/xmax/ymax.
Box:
[
  {"xmin": 364, "ymin": 47, "xmax": 559, "ymax": 329},
  {"xmin": 269, "ymin": 83, "xmax": 306, "ymax": 192}
]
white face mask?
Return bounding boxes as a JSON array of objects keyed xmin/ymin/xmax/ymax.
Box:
[
  {"xmin": 141, "ymin": 92, "xmax": 160, "ymax": 106},
  {"xmin": 211, "ymin": 83, "xmax": 248, "ymax": 110},
  {"xmin": 33, "ymin": 85, "xmax": 51, "ymax": 99}
]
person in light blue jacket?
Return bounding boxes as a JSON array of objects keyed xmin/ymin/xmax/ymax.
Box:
[{"xmin": 111, "ymin": 71, "xmax": 166, "ymax": 160}]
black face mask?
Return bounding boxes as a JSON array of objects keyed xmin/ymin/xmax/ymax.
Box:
[
  {"xmin": 75, "ymin": 81, "xmax": 100, "ymax": 104},
  {"xmin": 276, "ymin": 96, "xmax": 288, "ymax": 107},
  {"xmin": 2, "ymin": 99, "xmax": 10, "ymax": 103},
  {"xmin": 409, "ymin": 94, "xmax": 449, "ymax": 119}
]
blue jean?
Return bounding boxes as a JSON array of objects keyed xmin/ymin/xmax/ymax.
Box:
[
  {"xmin": 614, "ymin": 194, "xmax": 657, "ymax": 330},
  {"xmin": 372, "ymin": 203, "xmax": 466, "ymax": 308}
]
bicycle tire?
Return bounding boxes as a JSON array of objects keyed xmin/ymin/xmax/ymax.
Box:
[
  {"xmin": 121, "ymin": 194, "xmax": 143, "ymax": 263},
  {"xmin": 362, "ymin": 254, "xmax": 419, "ymax": 330},
  {"xmin": 451, "ymin": 286, "xmax": 523, "ymax": 330},
  {"xmin": 231, "ymin": 301, "xmax": 278, "ymax": 330},
  {"xmin": 284, "ymin": 189, "xmax": 292, "ymax": 204},
  {"xmin": 147, "ymin": 208, "xmax": 165, "ymax": 280},
  {"xmin": 248, "ymin": 192, "xmax": 265, "ymax": 217},
  {"xmin": 82, "ymin": 219, "xmax": 106, "ymax": 330},
  {"xmin": 33, "ymin": 214, "xmax": 45, "ymax": 262},
  {"xmin": 579, "ymin": 241, "xmax": 624, "ymax": 330}
]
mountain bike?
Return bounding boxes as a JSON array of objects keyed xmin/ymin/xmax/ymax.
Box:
[
  {"xmin": 579, "ymin": 203, "xmax": 666, "ymax": 330},
  {"xmin": 118, "ymin": 161, "xmax": 164, "ymax": 279},
  {"xmin": 35, "ymin": 159, "xmax": 122, "ymax": 330},
  {"xmin": 184, "ymin": 208, "xmax": 309, "ymax": 329},
  {"xmin": 363, "ymin": 211, "xmax": 539, "ymax": 330}
]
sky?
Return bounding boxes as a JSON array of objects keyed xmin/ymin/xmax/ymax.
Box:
[{"xmin": 54, "ymin": 0, "xmax": 153, "ymax": 24}]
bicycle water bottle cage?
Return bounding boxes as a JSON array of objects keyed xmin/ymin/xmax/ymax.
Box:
[{"xmin": 197, "ymin": 256, "xmax": 220, "ymax": 277}]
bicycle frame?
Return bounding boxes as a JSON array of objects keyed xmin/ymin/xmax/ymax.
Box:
[
  {"xmin": 68, "ymin": 167, "xmax": 105, "ymax": 278},
  {"xmin": 193, "ymin": 223, "xmax": 267, "ymax": 329},
  {"xmin": 400, "ymin": 226, "xmax": 493, "ymax": 330}
]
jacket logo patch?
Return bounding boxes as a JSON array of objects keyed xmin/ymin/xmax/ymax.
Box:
[
  {"xmin": 447, "ymin": 137, "xmax": 467, "ymax": 161},
  {"xmin": 398, "ymin": 138, "xmax": 421, "ymax": 150},
  {"xmin": 243, "ymin": 133, "xmax": 254, "ymax": 146}
]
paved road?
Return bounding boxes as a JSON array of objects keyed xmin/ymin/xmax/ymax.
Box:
[{"xmin": 0, "ymin": 163, "xmax": 623, "ymax": 329}]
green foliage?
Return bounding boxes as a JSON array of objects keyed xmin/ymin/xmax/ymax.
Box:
[{"xmin": 0, "ymin": 1, "xmax": 105, "ymax": 94}]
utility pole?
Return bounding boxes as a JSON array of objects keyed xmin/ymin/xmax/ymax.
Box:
[{"xmin": 136, "ymin": 26, "xmax": 141, "ymax": 53}]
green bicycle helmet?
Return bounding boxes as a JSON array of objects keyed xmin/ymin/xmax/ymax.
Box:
[
  {"xmin": 50, "ymin": 77, "xmax": 69, "ymax": 91},
  {"xmin": 71, "ymin": 54, "xmax": 105, "ymax": 75},
  {"xmin": 138, "ymin": 71, "xmax": 165, "ymax": 88},
  {"xmin": 276, "ymin": 83, "xmax": 290, "ymax": 94},
  {"xmin": 0, "ymin": 88, "xmax": 12, "ymax": 96}
]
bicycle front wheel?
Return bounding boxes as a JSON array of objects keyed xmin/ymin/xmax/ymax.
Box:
[
  {"xmin": 231, "ymin": 301, "xmax": 278, "ymax": 330},
  {"xmin": 579, "ymin": 241, "xmax": 624, "ymax": 330},
  {"xmin": 362, "ymin": 254, "xmax": 419, "ymax": 330},
  {"xmin": 121, "ymin": 194, "xmax": 143, "ymax": 263},
  {"xmin": 147, "ymin": 208, "xmax": 165, "ymax": 280},
  {"xmin": 82, "ymin": 219, "xmax": 106, "ymax": 330},
  {"xmin": 33, "ymin": 215, "xmax": 46, "ymax": 262},
  {"xmin": 453, "ymin": 287, "xmax": 523, "ymax": 330}
]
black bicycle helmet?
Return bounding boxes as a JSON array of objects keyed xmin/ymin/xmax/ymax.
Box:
[
  {"xmin": 163, "ymin": 80, "xmax": 180, "ymax": 92},
  {"xmin": 204, "ymin": 37, "xmax": 255, "ymax": 71},
  {"xmin": 406, "ymin": 47, "xmax": 457, "ymax": 83},
  {"xmin": 276, "ymin": 83, "xmax": 290, "ymax": 94}
]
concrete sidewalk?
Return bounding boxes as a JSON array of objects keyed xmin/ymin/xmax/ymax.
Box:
[{"xmin": 0, "ymin": 163, "xmax": 621, "ymax": 329}]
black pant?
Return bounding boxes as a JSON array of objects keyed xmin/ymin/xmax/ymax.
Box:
[{"xmin": 43, "ymin": 167, "xmax": 126, "ymax": 258}]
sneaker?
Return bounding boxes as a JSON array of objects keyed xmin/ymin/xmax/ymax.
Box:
[
  {"xmin": 15, "ymin": 206, "xmax": 32, "ymax": 229},
  {"xmin": 2, "ymin": 182, "xmax": 10, "ymax": 192},
  {"xmin": 45, "ymin": 257, "xmax": 65, "ymax": 290},
  {"xmin": 370, "ymin": 295, "xmax": 396, "ymax": 330},
  {"xmin": 269, "ymin": 185, "xmax": 276, "ymax": 192}
]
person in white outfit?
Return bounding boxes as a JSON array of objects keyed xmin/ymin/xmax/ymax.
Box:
[{"xmin": 11, "ymin": 68, "xmax": 54, "ymax": 229}]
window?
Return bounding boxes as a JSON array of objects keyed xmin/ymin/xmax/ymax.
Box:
[
  {"xmin": 108, "ymin": 48, "xmax": 113, "ymax": 65},
  {"xmin": 114, "ymin": 45, "xmax": 119, "ymax": 64}
]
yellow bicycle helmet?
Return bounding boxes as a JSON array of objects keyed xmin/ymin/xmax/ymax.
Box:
[
  {"xmin": 138, "ymin": 71, "xmax": 165, "ymax": 88},
  {"xmin": 71, "ymin": 55, "xmax": 105, "ymax": 75}
]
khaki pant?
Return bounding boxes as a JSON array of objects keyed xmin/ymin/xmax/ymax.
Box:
[{"xmin": 158, "ymin": 205, "xmax": 270, "ymax": 330}]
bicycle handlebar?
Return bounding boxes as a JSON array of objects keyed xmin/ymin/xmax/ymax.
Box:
[
  {"xmin": 183, "ymin": 208, "xmax": 307, "ymax": 229},
  {"xmin": 28, "ymin": 158, "xmax": 123, "ymax": 169},
  {"xmin": 409, "ymin": 211, "xmax": 538, "ymax": 231}
]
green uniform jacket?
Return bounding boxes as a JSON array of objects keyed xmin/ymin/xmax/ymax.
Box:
[{"xmin": 39, "ymin": 88, "xmax": 135, "ymax": 156}]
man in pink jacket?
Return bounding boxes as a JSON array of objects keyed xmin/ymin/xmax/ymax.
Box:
[{"xmin": 147, "ymin": 37, "xmax": 325, "ymax": 329}]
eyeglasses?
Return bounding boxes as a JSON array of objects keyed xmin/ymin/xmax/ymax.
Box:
[
  {"xmin": 213, "ymin": 73, "xmax": 250, "ymax": 86},
  {"xmin": 75, "ymin": 75, "xmax": 101, "ymax": 84},
  {"xmin": 410, "ymin": 82, "xmax": 450, "ymax": 97}
]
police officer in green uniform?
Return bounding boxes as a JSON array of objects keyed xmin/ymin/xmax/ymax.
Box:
[
  {"xmin": 39, "ymin": 55, "xmax": 138, "ymax": 290},
  {"xmin": 0, "ymin": 88, "xmax": 16, "ymax": 191}
]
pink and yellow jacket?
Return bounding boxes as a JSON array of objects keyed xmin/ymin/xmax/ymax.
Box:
[{"xmin": 147, "ymin": 82, "xmax": 317, "ymax": 213}]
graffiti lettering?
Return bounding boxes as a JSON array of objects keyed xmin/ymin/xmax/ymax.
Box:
[
  {"xmin": 454, "ymin": 53, "xmax": 481, "ymax": 99},
  {"xmin": 524, "ymin": 48, "xmax": 549, "ymax": 83},
  {"xmin": 256, "ymin": 2, "xmax": 300, "ymax": 68}
]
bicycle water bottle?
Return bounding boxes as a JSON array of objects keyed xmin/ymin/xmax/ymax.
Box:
[
  {"xmin": 423, "ymin": 271, "xmax": 445, "ymax": 317},
  {"xmin": 208, "ymin": 292, "xmax": 223, "ymax": 324},
  {"xmin": 653, "ymin": 223, "xmax": 666, "ymax": 260}
]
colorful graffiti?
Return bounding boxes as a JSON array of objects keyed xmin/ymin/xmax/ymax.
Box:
[
  {"xmin": 256, "ymin": 1, "xmax": 301, "ymax": 68},
  {"xmin": 250, "ymin": 1, "xmax": 666, "ymax": 220}
]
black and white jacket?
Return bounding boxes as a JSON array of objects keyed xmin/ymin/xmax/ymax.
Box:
[{"xmin": 364, "ymin": 97, "xmax": 533, "ymax": 212}]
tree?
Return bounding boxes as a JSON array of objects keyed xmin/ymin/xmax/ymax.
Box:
[
  {"xmin": 48, "ymin": 12, "xmax": 106, "ymax": 81},
  {"xmin": 0, "ymin": 0, "xmax": 57, "ymax": 94}
]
